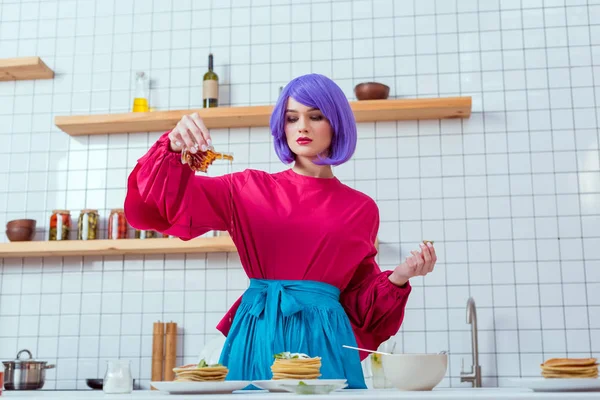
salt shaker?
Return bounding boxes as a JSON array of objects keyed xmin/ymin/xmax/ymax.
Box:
[{"xmin": 103, "ymin": 360, "xmax": 133, "ymax": 394}]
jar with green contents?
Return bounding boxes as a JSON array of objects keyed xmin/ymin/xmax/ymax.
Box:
[
  {"xmin": 135, "ymin": 229, "xmax": 156, "ymax": 239},
  {"xmin": 49, "ymin": 210, "xmax": 71, "ymax": 241},
  {"xmin": 78, "ymin": 209, "xmax": 99, "ymax": 240}
]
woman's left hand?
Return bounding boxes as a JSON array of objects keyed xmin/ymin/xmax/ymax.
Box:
[{"xmin": 388, "ymin": 242, "xmax": 437, "ymax": 287}]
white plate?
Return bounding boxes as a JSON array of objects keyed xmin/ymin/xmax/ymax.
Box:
[
  {"xmin": 252, "ymin": 379, "xmax": 347, "ymax": 393},
  {"xmin": 508, "ymin": 378, "xmax": 600, "ymax": 392},
  {"xmin": 279, "ymin": 381, "xmax": 348, "ymax": 395},
  {"xmin": 150, "ymin": 380, "xmax": 251, "ymax": 394}
]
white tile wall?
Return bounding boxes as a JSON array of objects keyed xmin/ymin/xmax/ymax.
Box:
[{"xmin": 0, "ymin": 0, "xmax": 599, "ymax": 391}]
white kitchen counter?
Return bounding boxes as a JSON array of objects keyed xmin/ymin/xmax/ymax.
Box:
[{"xmin": 2, "ymin": 388, "xmax": 600, "ymax": 399}]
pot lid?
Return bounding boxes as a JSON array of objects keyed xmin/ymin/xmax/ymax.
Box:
[{"xmin": 3, "ymin": 349, "xmax": 46, "ymax": 365}]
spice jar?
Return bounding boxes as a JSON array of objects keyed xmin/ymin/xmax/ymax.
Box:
[
  {"xmin": 49, "ymin": 210, "xmax": 70, "ymax": 241},
  {"xmin": 135, "ymin": 229, "xmax": 156, "ymax": 239},
  {"xmin": 108, "ymin": 209, "xmax": 128, "ymax": 239},
  {"xmin": 78, "ymin": 209, "xmax": 99, "ymax": 240}
]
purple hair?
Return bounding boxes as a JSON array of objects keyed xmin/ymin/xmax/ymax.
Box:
[{"xmin": 269, "ymin": 74, "xmax": 357, "ymax": 165}]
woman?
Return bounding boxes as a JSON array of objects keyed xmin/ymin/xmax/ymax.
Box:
[{"xmin": 124, "ymin": 74, "xmax": 437, "ymax": 389}]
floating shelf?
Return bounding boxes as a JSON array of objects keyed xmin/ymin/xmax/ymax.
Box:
[
  {"xmin": 1, "ymin": 236, "xmax": 379, "ymax": 259},
  {"xmin": 0, "ymin": 236, "xmax": 236, "ymax": 258},
  {"xmin": 55, "ymin": 97, "xmax": 472, "ymax": 136},
  {"xmin": 0, "ymin": 57, "xmax": 54, "ymax": 81}
]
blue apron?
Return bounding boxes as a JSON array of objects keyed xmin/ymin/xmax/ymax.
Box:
[{"xmin": 219, "ymin": 279, "xmax": 366, "ymax": 389}]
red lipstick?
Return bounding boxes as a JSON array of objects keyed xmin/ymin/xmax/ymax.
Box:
[{"xmin": 296, "ymin": 137, "xmax": 312, "ymax": 145}]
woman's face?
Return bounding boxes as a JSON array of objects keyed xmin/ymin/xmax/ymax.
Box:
[{"xmin": 284, "ymin": 97, "xmax": 332, "ymax": 161}]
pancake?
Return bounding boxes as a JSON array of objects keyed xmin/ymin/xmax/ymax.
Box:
[
  {"xmin": 540, "ymin": 358, "xmax": 598, "ymax": 379},
  {"xmin": 172, "ymin": 360, "xmax": 228, "ymax": 382},
  {"xmin": 541, "ymin": 365, "xmax": 598, "ymax": 374},
  {"xmin": 271, "ymin": 352, "xmax": 322, "ymax": 380},
  {"xmin": 541, "ymin": 358, "xmax": 597, "ymax": 367}
]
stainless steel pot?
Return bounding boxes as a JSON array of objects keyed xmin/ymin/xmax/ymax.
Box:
[{"xmin": 2, "ymin": 349, "xmax": 55, "ymax": 390}]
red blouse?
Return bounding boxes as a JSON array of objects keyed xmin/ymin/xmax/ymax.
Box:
[{"xmin": 125, "ymin": 132, "xmax": 411, "ymax": 359}]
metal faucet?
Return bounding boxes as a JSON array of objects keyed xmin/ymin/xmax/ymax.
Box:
[{"xmin": 460, "ymin": 297, "xmax": 482, "ymax": 388}]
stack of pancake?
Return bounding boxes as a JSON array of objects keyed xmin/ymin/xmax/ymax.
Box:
[
  {"xmin": 540, "ymin": 358, "xmax": 598, "ymax": 379},
  {"xmin": 271, "ymin": 352, "xmax": 322, "ymax": 380},
  {"xmin": 172, "ymin": 360, "xmax": 229, "ymax": 382}
]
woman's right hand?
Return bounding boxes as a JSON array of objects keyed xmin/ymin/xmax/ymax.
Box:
[{"xmin": 168, "ymin": 112, "xmax": 213, "ymax": 153}]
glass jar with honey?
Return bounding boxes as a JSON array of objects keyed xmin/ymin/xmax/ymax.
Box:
[
  {"xmin": 78, "ymin": 209, "xmax": 99, "ymax": 240},
  {"xmin": 108, "ymin": 208, "xmax": 128, "ymax": 239},
  {"xmin": 49, "ymin": 210, "xmax": 71, "ymax": 241}
]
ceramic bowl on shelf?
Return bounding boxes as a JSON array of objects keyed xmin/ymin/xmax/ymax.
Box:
[
  {"xmin": 354, "ymin": 82, "xmax": 390, "ymax": 100},
  {"xmin": 5, "ymin": 219, "xmax": 36, "ymax": 242}
]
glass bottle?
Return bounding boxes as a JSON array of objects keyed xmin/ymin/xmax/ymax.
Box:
[
  {"xmin": 103, "ymin": 360, "xmax": 133, "ymax": 394},
  {"xmin": 132, "ymin": 71, "xmax": 149, "ymax": 112},
  {"xmin": 202, "ymin": 53, "xmax": 219, "ymax": 108}
]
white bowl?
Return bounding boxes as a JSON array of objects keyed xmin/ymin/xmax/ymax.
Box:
[{"xmin": 381, "ymin": 353, "xmax": 448, "ymax": 391}]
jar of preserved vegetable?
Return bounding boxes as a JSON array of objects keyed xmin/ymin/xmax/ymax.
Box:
[
  {"xmin": 135, "ymin": 229, "xmax": 156, "ymax": 239},
  {"xmin": 49, "ymin": 210, "xmax": 71, "ymax": 241},
  {"xmin": 78, "ymin": 209, "xmax": 99, "ymax": 240},
  {"xmin": 108, "ymin": 208, "xmax": 128, "ymax": 239}
]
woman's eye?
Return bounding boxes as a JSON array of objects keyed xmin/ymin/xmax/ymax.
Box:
[{"xmin": 285, "ymin": 115, "xmax": 324, "ymax": 123}]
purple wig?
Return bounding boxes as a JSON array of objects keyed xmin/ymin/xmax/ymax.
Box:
[{"xmin": 269, "ymin": 74, "xmax": 357, "ymax": 166}]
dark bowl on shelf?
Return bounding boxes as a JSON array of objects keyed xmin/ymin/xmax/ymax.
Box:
[
  {"xmin": 354, "ymin": 82, "xmax": 390, "ymax": 100},
  {"xmin": 6, "ymin": 219, "xmax": 36, "ymax": 242}
]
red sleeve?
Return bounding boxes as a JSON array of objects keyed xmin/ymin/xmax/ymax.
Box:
[
  {"xmin": 339, "ymin": 202, "xmax": 411, "ymax": 361},
  {"xmin": 124, "ymin": 131, "xmax": 244, "ymax": 240}
]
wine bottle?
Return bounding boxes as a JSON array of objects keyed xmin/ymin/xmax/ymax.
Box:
[{"xmin": 203, "ymin": 53, "xmax": 219, "ymax": 108}]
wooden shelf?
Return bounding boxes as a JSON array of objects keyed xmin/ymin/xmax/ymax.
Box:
[
  {"xmin": 1, "ymin": 236, "xmax": 379, "ymax": 259},
  {"xmin": 55, "ymin": 96, "xmax": 472, "ymax": 136},
  {"xmin": 0, "ymin": 57, "xmax": 54, "ymax": 81},
  {"xmin": 0, "ymin": 236, "xmax": 236, "ymax": 258}
]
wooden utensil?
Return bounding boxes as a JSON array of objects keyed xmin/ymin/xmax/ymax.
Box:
[
  {"xmin": 151, "ymin": 321, "xmax": 164, "ymax": 390},
  {"xmin": 164, "ymin": 322, "xmax": 177, "ymax": 381}
]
